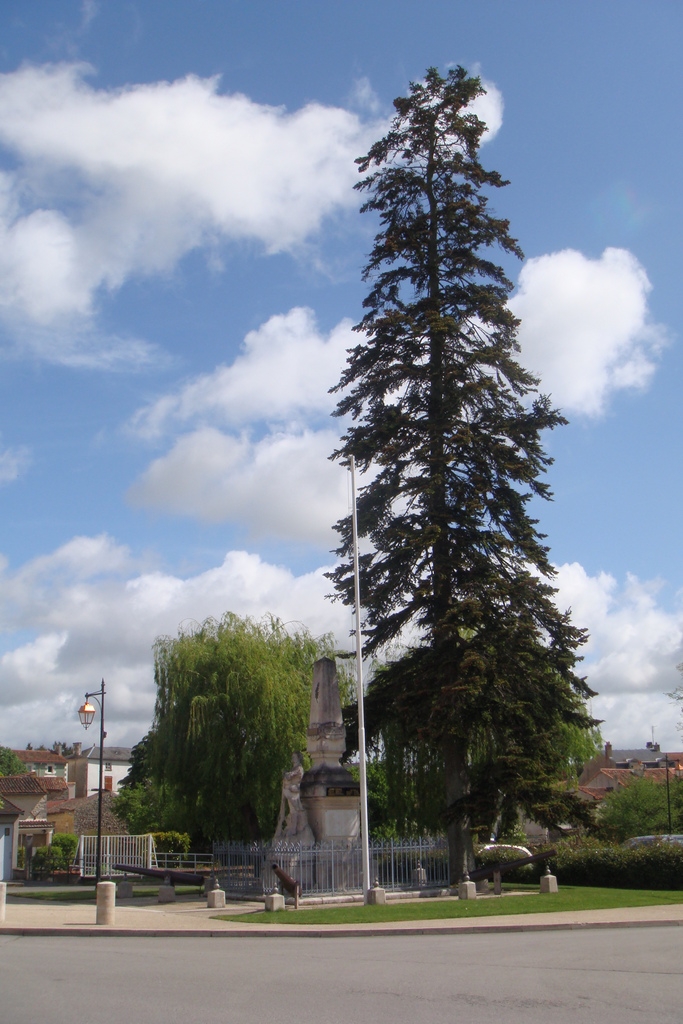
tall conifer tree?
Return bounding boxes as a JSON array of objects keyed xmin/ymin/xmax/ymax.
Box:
[{"xmin": 330, "ymin": 67, "xmax": 595, "ymax": 879}]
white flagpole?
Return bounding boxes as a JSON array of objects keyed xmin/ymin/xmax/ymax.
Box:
[{"xmin": 350, "ymin": 455, "xmax": 371, "ymax": 901}]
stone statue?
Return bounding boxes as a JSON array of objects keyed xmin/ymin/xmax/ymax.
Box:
[{"xmin": 274, "ymin": 752, "xmax": 314, "ymax": 844}]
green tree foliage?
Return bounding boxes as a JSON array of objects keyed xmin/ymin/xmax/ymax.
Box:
[
  {"xmin": 330, "ymin": 67, "xmax": 595, "ymax": 880},
  {"xmin": 150, "ymin": 613, "xmax": 331, "ymax": 843},
  {"xmin": 113, "ymin": 780, "xmax": 168, "ymax": 835},
  {"xmin": 0, "ymin": 746, "xmax": 24, "ymax": 776},
  {"xmin": 31, "ymin": 833, "xmax": 79, "ymax": 878},
  {"xmin": 597, "ymin": 777, "xmax": 683, "ymax": 843}
]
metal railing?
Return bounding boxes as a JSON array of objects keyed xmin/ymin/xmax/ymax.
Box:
[
  {"xmin": 155, "ymin": 852, "xmax": 213, "ymax": 872},
  {"xmin": 77, "ymin": 833, "xmax": 156, "ymax": 878},
  {"xmin": 213, "ymin": 836, "xmax": 449, "ymax": 896}
]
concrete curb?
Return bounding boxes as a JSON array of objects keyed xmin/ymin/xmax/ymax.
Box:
[{"xmin": 2, "ymin": 917, "xmax": 682, "ymax": 939}]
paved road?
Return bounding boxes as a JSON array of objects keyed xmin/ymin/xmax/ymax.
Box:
[{"xmin": 1, "ymin": 928, "xmax": 679, "ymax": 1023}]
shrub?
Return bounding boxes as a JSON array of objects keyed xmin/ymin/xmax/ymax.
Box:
[
  {"xmin": 30, "ymin": 833, "xmax": 79, "ymax": 878},
  {"xmin": 152, "ymin": 830, "xmax": 191, "ymax": 853},
  {"xmin": 547, "ymin": 838, "xmax": 683, "ymax": 889},
  {"xmin": 51, "ymin": 832, "xmax": 79, "ymax": 869}
]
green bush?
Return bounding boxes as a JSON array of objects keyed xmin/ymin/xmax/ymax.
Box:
[
  {"xmin": 152, "ymin": 830, "xmax": 191, "ymax": 853},
  {"xmin": 548, "ymin": 839, "xmax": 683, "ymax": 889},
  {"xmin": 30, "ymin": 833, "xmax": 79, "ymax": 878},
  {"xmin": 51, "ymin": 833, "xmax": 79, "ymax": 869}
]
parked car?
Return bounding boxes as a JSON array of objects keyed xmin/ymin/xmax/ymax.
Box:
[{"xmin": 622, "ymin": 834, "xmax": 683, "ymax": 849}]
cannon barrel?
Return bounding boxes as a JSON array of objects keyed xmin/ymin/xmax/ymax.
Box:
[
  {"xmin": 467, "ymin": 848, "xmax": 556, "ymax": 883},
  {"xmin": 113, "ymin": 863, "xmax": 205, "ymax": 887},
  {"xmin": 272, "ymin": 863, "xmax": 301, "ymax": 897}
]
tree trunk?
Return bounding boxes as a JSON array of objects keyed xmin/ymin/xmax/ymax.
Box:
[{"xmin": 444, "ymin": 736, "xmax": 474, "ymax": 884}]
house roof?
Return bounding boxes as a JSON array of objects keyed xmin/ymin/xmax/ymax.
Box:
[
  {"xmin": 86, "ymin": 746, "xmax": 132, "ymax": 763},
  {"xmin": 12, "ymin": 749, "xmax": 67, "ymax": 765},
  {"xmin": 0, "ymin": 793, "xmax": 22, "ymax": 816},
  {"xmin": 0, "ymin": 773, "xmax": 49, "ymax": 795},
  {"xmin": 39, "ymin": 776, "xmax": 68, "ymax": 793},
  {"xmin": 18, "ymin": 819, "xmax": 53, "ymax": 830},
  {"xmin": 46, "ymin": 791, "xmax": 128, "ymax": 836}
]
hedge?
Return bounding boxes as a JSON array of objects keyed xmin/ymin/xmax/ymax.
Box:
[
  {"xmin": 476, "ymin": 840, "xmax": 683, "ymax": 889},
  {"xmin": 549, "ymin": 842, "xmax": 683, "ymax": 889}
]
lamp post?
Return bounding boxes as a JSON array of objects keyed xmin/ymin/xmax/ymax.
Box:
[
  {"xmin": 78, "ymin": 680, "xmax": 106, "ymax": 884},
  {"xmin": 664, "ymin": 753, "xmax": 673, "ymax": 834}
]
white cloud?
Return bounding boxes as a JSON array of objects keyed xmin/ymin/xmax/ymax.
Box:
[
  {"xmin": 0, "ymin": 535, "xmax": 352, "ymax": 748},
  {"xmin": 469, "ymin": 78, "xmax": 504, "ymax": 141},
  {"xmin": 0, "ymin": 439, "xmax": 30, "ymax": 484},
  {"xmin": 130, "ymin": 307, "xmax": 354, "ymax": 438},
  {"xmin": 0, "ymin": 536, "xmax": 681, "ymax": 751},
  {"xmin": 0, "ymin": 63, "xmax": 379, "ymax": 360},
  {"xmin": 127, "ymin": 307, "xmax": 354, "ymax": 542},
  {"xmin": 511, "ymin": 247, "xmax": 667, "ymax": 416},
  {"xmin": 127, "ymin": 426, "xmax": 346, "ymax": 543},
  {"xmin": 554, "ymin": 562, "xmax": 683, "ymax": 747}
]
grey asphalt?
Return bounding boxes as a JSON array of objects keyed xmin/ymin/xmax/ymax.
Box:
[{"xmin": 1, "ymin": 928, "xmax": 680, "ymax": 1024}]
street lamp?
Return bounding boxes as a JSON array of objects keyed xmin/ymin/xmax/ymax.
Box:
[{"xmin": 77, "ymin": 680, "xmax": 106, "ymax": 884}]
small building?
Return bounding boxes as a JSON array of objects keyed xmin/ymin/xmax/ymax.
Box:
[
  {"xmin": 0, "ymin": 794, "xmax": 22, "ymax": 881},
  {"xmin": 67, "ymin": 743, "xmax": 132, "ymax": 798},
  {"xmin": 46, "ymin": 792, "xmax": 128, "ymax": 837},
  {"xmin": 11, "ymin": 747, "xmax": 68, "ymax": 779},
  {"xmin": 0, "ymin": 774, "xmax": 57, "ymax": 876},
  {"xmin": 578, "ymin": 742, "xmax": 683, "ymax": 802}
]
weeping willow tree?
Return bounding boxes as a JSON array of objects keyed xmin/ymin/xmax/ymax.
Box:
[{"xmin": 150, "ymin": 613, "xmax": 331, "ymax": 842}]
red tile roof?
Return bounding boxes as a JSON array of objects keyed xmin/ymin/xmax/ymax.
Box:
[
  {"xmin": 39, "ymin": 776, "xmax": 68, "ymax": 793},
  {"xmin": 0, "ymin": 794, "xmax": 22, "ymax": 815},
  {"xmin": 13, "ymin": 749, "xmax": 67, "ymax": 765},
  {"xmin": 0, "ymin": 773, "xmax": 48, "ymax": 795}
]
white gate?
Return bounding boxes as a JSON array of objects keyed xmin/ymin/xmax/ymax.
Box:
[{"xmin": 77, "ymin": 833, "xmax": 156, "ymax": 878}]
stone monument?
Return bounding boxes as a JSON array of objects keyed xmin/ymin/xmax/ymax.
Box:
[
  {"xmin": 300, "ymin": 657, "xmax": 360, "ymax": 842},
  {"xmin": 274, "ymin": 752, "xmax": 315, "ymax": 844}
]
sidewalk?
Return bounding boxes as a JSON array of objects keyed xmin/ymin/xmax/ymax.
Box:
[{"xmin": 2, "ymin": 893, "xmax": 683, "ymax": 938}]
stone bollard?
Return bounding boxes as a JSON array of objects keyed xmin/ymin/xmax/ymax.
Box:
[
  {"xmin": 458, "ymin": 873, "xmax": 477, "ymax": 900},
  {"xmin": 264, "ymin": 893, "xmax": 285, "ymax": 912},
  {"xmin": 367, "ymin": 884, "xmax": 386, "ymax": 905},
  {"xmin": 540, "ymin": 865, "xmax": 558, "ymax": 894},
  {"xmin": 117, "ymin": 877, "xmax": 134, "ymax": 899},
  {"xmin": 207, "ymin": 879, "xmax": 226, "ymax": 909},
  {"xmin": 96, "ymin": 881, "xmax": 116, "ymax": 926},
  {"xmin": 158, "ymin": 883, "xmax": 176, "ymax": 903},
  {"xmin": 0, "ymin": 881, "xmax": 6, "ymax": 923}
]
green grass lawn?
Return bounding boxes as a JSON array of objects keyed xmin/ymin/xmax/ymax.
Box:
[
  {"xmin": 219, "ymin": 886, "xmax": 683, "ymax": 925},
  {"xmin": 13, "ymin": 885, "xmax": 201, "ymax": 901}
]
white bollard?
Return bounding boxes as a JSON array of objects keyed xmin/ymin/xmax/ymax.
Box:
[
  {"xmin": 367, "ymin": 886, "xmax": 386, "ymax": 905},
  {"xmin": 458, "ymin": 879, "xmax": 477, "ymax": 900},
  {"xmin": 0, "ymin": 881, "xmax": 6, "ymax": 923},
  {"xmin": 264, "ymin": 893, "xmax": 285, "ymax": 911},
  {"xmin": 96, "ymin": 881, "xmax": 116, "ymax": 925},
  {"xmin": 540, "ymin": 870, "xmax": 558, "ymax": 894},
  {"xmin": 207, "ymin": 887, "xmax": 226, "ymax": 909}
]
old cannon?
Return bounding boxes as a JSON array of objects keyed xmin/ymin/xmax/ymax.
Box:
[
  {"xmin": 272, "ymin": 863, "xmax": 301, "ymax": 909},
  {"xmin": 113, "ymin": 863, "xmax": 205, "ymax": 891},
  {"xmin": 467, "ymin": 848, "xmax": 557, "ymax": 895}
]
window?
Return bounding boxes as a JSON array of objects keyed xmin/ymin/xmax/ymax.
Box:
[
  {"xmin": 46, "ymin": 765, "xmax": 54, "ymax": 774},
  {"xmin": 104, "ymin": 762, "xmax": 112, "ymax": 771}
]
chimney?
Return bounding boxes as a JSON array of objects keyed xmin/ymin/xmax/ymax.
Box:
[
  {"xmin": 73, "ymin": 741, "xmax": 82, "ymax": 757},
  {"xmin": 605, "ymin": 741, "xmax": 612, "ymax": 760},
  {"xmin": 53, "ymin": 742, "xmax": 62, "ymax": 755}
]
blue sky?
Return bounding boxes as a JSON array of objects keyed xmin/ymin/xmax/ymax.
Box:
[{"xmin": 1, "ymin": 0, "xmax": 682, "ymax": 751}]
